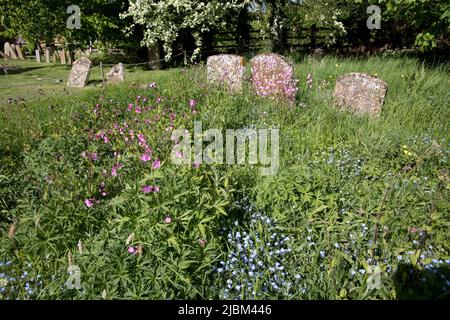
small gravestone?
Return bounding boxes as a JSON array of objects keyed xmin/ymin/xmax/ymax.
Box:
[
  {"xmin": 250, "ymin": 53, "xmax": 298, "ymax": 103},
  {"xmin": 4, "ymin": 42, "xmax": 18, "ymax": 60},
  {"xmin": 67, "ymin": 57, "xmax": 93, "ymax": 87},
  {"xmin": 9, "ymin": 44, "xmax": 18, "ymax": 59},
  {"xmin": 207, "ymin": 54, "xmax": 245, "ymax": 92},
  {"xmin": 52, "ymin": 51, "xmax": 57, "ymax": 63},
  {"xmin": 45, "ymin": 48, "xmax": 50, "ymax": 63},
  {"xmin": 60, "ymin": 49, "xmax": 66, "ymax": 64},
  {"xmin": 35, "ymin": 50, "xmax": 41, "ymax": 63},
  {"xmin": 333, "ymin": 73, "xmax": 388, "ymax": 116},
  {"xmin": 106, "ymin": 63, "xmax": 125, "ymax": 83},
  {"xmin": 15, "ymin": 46, "xmax": 24, "ymax": 60},
  {"xmin": 67, "ymin": 51, "xmax": 73, "ymax": 65}
]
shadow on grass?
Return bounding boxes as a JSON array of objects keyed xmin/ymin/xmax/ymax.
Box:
[{"xmin": 393, "ymin": 263, "xmax": 450, "ymax": 300}]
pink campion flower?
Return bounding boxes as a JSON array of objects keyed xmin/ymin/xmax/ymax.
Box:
[
  {"xmin": 140, "ymin": 153, "xmax": 151, "ymax": 162},
  {"xmin": 90, "ymin": 153, "xmax": 98, "ymax": 161},
  {"xmin": 135, "ymin": 107, "xmax": 141, "ymax": 114},
  {"xmin": 128, "ymin": 246, "xmax": 136, "ymax": 254},
  {"xmin": 151, "ymin": 159, "xmax": 161, "ymax": 170},
  {"xmin": 189, "ymin": 99, "xmax": 197, "ymax": 108},
  {"xmin": 198, "ymin": 239, "xmax": 207, "ymax": 247},
  {"xmin": 153, "ymin": 186, "xmax": 160, "ymax": 193},
  {"xmin": 164, "ymin": 215, "xmax": 172, "ymax": 224},
  {"xmin": 142, "ymin": 185, "xmax": 153, "ymax": 193},
  {"xmin": 156, "ymin": 97, "xmax": 162, "ymax": 103},
  {"xmin": 127, "ymin": 103, "xmax": 133, "ymax": 111},
  {"xmin": 80, "ymin": 151, "xmax": 86, "ymax": 158},
  {"xmin": 149, "ymin": 82, "xmax": 157, "ymax": 88},
  {"xmin": 175, "ymin": 151, "xmax": 183, "ymax": 158},
  {"xmin": 85, "ymin": 199, "xmax": 94, "ymax": 208}
]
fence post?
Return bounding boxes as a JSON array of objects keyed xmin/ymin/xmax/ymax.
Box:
[{"xmin": 100, "ymin": 62, "xmax": 105, "ymax": 87}]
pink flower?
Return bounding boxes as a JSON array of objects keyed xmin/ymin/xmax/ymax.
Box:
[
  {"xmin": 193, "ymin": 161, "xmax": 201, "ymax": 169},
  {"xmin": 189, "ymin": 99, "xmax": 197, "ymax": 108},
  {"xmin": 140, "ymin": 153, "xmax": 151, "ymax": 162},
  {"xmin": 149, "ymin": 82, "xmax": 157, "ymax": 88},
  {"xmin": 135, "ymin": 107, "xmax": 141, "ymax": 114},
  {"xmin": 198, "ymin": 239, "xmax": 207, "ymax": 247},
  {"xmin": 151, "ymin": 159, "xmax": 161, "ymax": 170},
  {"xmin": 142, "ymin": 185, "xmax": 153, "ymax": 193},
  {"xmin": 85, "ymin": 199, "xmax": 94, "ymax": 208},
  {"xmin": 164, "ymin": 215, "xmax": 172, "ymax": 224},
  {"xmin": 127, "ymin": 103, "xmax": 133, "ymax": 111},
  {"xmin": 153, "ymin": 186, "xmax": 160, "ymax": 193},
  {"xmin": 128, "ymin": 246, "xmax": 136, "ymax": 254}
]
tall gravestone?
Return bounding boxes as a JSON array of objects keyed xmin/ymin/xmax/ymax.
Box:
[
  {"xmin": 250, "ymin": 53, "xmax": 298, "ymax": 103},
  {"xmin": 333, "ymin": 73, "xmax": 388, "ymax": 117},
  {"xmin": 67, "ymin": 57, "xmax": 93, "ymax": 87},
  {"xmin": 207, "ymin": 54, "xmax": 245, "ymax": 93},
  {"xmin": 106, "ymin": 63, "xmax": 125, "ymax": 83}
]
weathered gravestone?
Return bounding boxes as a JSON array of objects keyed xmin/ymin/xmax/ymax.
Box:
[
  {"xmin": 106, "ymin": 63, "xmax": 125, "ymax": 83},
  {"xmin": 35, "ymin": 50, "xmax": 41, "ymax": 63},
  {"xmin": 333, "ymin": 73, "xmax": 388, "ymax": 116},
  {"xmin": 60, "ymin": 49, "xmax": 66, "ymax": 64},
  {"xmin": 67, "ymin": 57, "xmax": 93, "ymax": 87},
  {"xmin": 15, "ymin": 45, "xmax": 24, "ymax": 60},
  {"xmin": 45, "ymin": 48, "xmax": 50, "ymax": 63},
  {"xmin": 207, "ymin": 54, "xmax": 245, "ymax": 93},
  {"xmin": 4, "ymin": 42, "xmax": 18, "ymax": 59},
  {"xmin": 250, "ymin": 53, "xmax": 298, "ymax": 103}
]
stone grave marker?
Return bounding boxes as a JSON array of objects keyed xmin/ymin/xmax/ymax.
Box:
[
  {"xmin": 15, "ymin": 45, "xmax": 24, "ymax": 60},
  {"xmin": 250, "ymin": 53, "xmax": 298, "ymax": 103},
  {"xmin": 60, "ymin": 49, "xmax": 67, "ymax": 64},
  {"xmin": 207, "ymin": 54, "xmax": 245, "ymax": 92},
  {"xmin": 45, "ymin": 48, "xmax": 50, "ymax": 63},
  {"xmin": 333, "ymin": 72, "xmax": 388, "ymax": 117},
  {"xmin": 4, "ymin": 42, "xmax": 18, "ymax": 59},
  {"xmin": 106, "ymin": 63, "xmax": 125, "ymax": 83},
  {"xmin": 35, "ymin": 50, "xmax": 41, "ymax": 63},
  {"xmin": 67, "ymin": 57, "xmax": 93, "ymax": 87}
]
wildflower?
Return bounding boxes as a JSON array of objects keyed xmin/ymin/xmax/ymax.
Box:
[
  {"xmin": 127, "ymin": 247, "xmax": 136, "ymax": 254},
  {"xmin": 140, "ymin": 153, "xmax": 151, "ymax": 162},
  {"xmin": 153, "ymin": 186, "xmax": 160, "ymax": 192},
  {"xmin": 84, "ymin": 199, "xmax": 94, "ymax": 208},
  {"xmin": 149, "ymin": 82, "xmax": 157, "ymax": 88},
  {"xmin": 198, "ymin": 239, "xmax": 207, "ymax": 247},
  {"xmin": 164, "ymin": 215, "xmax": 172, "ymax": 224},
  {"xmin": 135, "ymin": 107, "xmax": 141, "ymax": 113},
  {"xmin": 142, "ymin": 186, "xmax": 153, "ymax": 194},
  {"xmin": 189, "ymin": 99, "xmax": 197, "ymax": 108},
  {"xmin": 152, "ymin": 159, "xmax": 161, "ymax": 170},
  {"xmin": 127, "ymin": 103, "xmax": 133, "ymax": 111}
]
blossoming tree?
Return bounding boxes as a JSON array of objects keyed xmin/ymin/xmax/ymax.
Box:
[{"xmin": 123, "ymin": 0, "xmax": 250, "ymax": 61}]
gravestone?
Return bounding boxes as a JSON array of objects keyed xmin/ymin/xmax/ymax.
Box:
[
  {"xmin": 10, "ymin": 44, "xmax": 18, "ymax": 59},
  {"xmin": 52, "ymin": 51, "xmax": 57, "ymax": 63},
  {"xmin": 15, "ymin": 45, "xmax": 24, "ymax": 60},
  {"xmin": 333, "ymin": 73, "xmax": 388, "ymax": 116},
  {"xmin": 106, "ymin": 63, "xmax": 125, "ymax": 83},
  {"xmin": 45, "ymin": 48, "xmax": 50, "ymax": 63},
  {"xmin": 35, "ymin": 50, "xmax": 41, "ymax": 63},
  {"xmin": 250, "ymin": 53, "xmax": 298, "ymax": 103},
  {"xmin": 207, "ymin": 54, "xmax": 245, "ymax": 92},
  {"xmin": 60, "ymin": 49, "xmax": 66, "ymax": 64},
  {"xmin": 67, "ymin": 51, "xmax": 73, "ymax": 65},
  {"xmin": 67, "ymin": 57, "xmax": 93, "ymax": 87},
  {"xmin": 4, "ymin": 42, "xmax": 18, "ymax": 59}
]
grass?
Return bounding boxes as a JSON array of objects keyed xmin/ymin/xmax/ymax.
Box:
[{"xmin": 0, "ymin": 53, "xmax": 449, "ymax": 300}]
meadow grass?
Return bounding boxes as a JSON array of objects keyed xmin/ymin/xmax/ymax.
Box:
[{"xmin": 0, "ymin": 54, "xmax": 449, "ymax": 299}]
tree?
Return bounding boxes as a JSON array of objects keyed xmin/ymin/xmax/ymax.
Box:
[{"xmin": 123, "ymin": 0, "xmax": 249, "ymax": 61}]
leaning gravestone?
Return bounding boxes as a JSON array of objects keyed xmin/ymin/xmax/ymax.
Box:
[
  {"xmin": 106, "ymin": 63, "xmax": 125, "ymax": 83},
  {"xmin": 45, "ymin": 48, "xmax": 50, "ymax": 63},
  {"xmin": 15, "ymin": 45, "xmax": 24, "ymax": 60},
  {"xmin": 67, "ymin": 57, "xmax": 93, "ymax": 87},
  {"xmin": 250, "ymin": 53, "xmax": 298, "ymax": 103},
  {"xmin": 207, "ymin": 54, "xmax": 245, "ymax": 93},
  {"xmin": 333, "ymin": 73, "xmax": 388, "ymax": 117}
]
